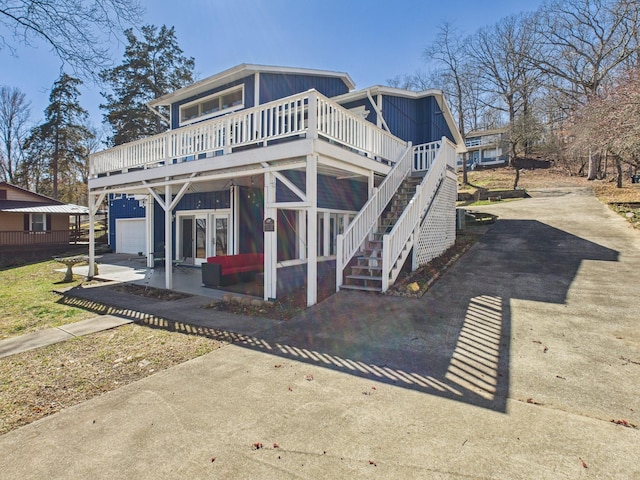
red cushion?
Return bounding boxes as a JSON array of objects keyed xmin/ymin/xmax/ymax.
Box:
[{"xmin": 206, "ymin": 253, "xmax": 264, "ymax": 275}]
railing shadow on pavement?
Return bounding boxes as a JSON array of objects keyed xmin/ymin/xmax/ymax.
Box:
[{"xmin": 58, "ymin": 219, "xmax": 620, "ymax": 414}]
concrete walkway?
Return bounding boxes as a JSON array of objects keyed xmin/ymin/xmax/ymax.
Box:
[
  {"xmin": 0, "ymin": 315, "xmax": 133, "ymax": 359},
  {"xmin": 0, "ymin": 187, "xmax": 639, "ymax": 479}
]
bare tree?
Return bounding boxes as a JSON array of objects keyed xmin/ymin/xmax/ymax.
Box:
[
  {"xmin": 533, "ymin": 0, "xmax": 640, "ymax": 179},
  {"xmin": 425, "ymin": 22, "xmax": 475, "ymax": 183},
  {"xmin": 0, "ymin": 85, "xmax": 30, "ymax": 184},
  {"xmin": 387, "ymin": 71, "xmax": 432, "ymax": 91},
  {"xmin": 0, "ymin": 0, "xmax": 143, "ymax": 78},
  {"xmin": 468, "ymin": 13, "xmax": 544, "ymax": 188}
]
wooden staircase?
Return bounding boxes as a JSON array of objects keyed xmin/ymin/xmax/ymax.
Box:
[{"xmin": 340, "ymin": 175, "xmax": 422, "ymax": 292}]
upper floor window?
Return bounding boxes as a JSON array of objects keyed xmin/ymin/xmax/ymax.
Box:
[
  {"xmin": 179, "ymin": 86, "xmax": 244, "ymax": 126},
  {"xmin": 0, "ymin": 189, "xmax": 6, "ymax": 200}
]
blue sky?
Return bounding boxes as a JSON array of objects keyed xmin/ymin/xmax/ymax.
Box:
[{"xmin": 2, "ymin": 0, "xmax": 542, "ymax": 133}]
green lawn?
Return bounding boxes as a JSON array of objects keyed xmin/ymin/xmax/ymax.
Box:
[{"xmin": 0, "ymin": 261, "xmax": 94, "ymax": 340}]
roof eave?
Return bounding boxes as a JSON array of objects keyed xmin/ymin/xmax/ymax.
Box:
[{"xmin": 148, "ymin": 64, "xmax": 356, "ymax": 107}]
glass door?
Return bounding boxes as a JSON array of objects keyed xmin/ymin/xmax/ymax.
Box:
[
  {"xmin": 211, "ymin": 213, "xmax": 230, "ymax": 257},
  {"xmin": 180, "ymin": 217, "xmax": 194, "ymax": 263},
  {"xmin": 194, "ymin": 214, "xmax": 207, "ymax": 265}
]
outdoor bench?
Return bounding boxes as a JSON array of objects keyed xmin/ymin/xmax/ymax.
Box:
[{"xmin": 202, "ymin": 253, "xmax": 264, "ymax": 287}]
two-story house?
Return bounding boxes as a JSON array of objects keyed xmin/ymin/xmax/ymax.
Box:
[
  {"xmin": 87, "ymin": 64, "xmax": 465, "ymax": 306},
  {"xmin": 459, "ymin": 127, "xmax": 509, "ymax": 170}
]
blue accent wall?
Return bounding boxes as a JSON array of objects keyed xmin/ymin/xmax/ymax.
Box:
[
  {"xmin": 380, "ymin": 95, "xmax": 454, "ymax": 145},
  {"xmin": 238, "ymin": 186, "xmax": 264, "ymax": 254},
  {"xmin": 416, "ymin": 96, "xmax": 454, "ymax": 144},
  {"xmin": 151, "ymin": 191, "xmax": 231, "ymax": 254},
  {"xmin": 339, "ymin": 97, "xmax": 378, "ymax": 127},
  {"xmin": 108, "ymin": 195, "xmax": 145, "ymax": 249},
  {"xmin": 259, "ymin": 73, "xmax": 349, "ymax": 104},
  {"xmin": 276, "ymin": 171, "xmax": 367, "ymax": 211}
]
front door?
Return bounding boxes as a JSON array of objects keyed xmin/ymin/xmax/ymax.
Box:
[{"xmin": 178, "ymin": 211, "xmax": 230, "ymax": 265}]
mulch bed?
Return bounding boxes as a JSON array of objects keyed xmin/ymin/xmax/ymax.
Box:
[
  {"xmin": 110, "ymin": 283, "xmax": 193, "ymax": 301},
  {"xmin": 384, "ymin": 232, "xmax": 481, "ymax": 298}
]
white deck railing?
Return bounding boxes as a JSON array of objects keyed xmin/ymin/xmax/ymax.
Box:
[
  {"xmin": 90, "ymin": 90, "xmax": 407, "ymax": 177},
  {"xmin": 413, "ymin": 140, "xmax": 441, "ymax": 172},
  {"xmin": 381, "ymin": 137, "xmax": 457, "ymax": 290}
]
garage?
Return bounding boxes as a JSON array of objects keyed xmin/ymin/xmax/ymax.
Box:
[{"xmin": 115, "ymin": 218, "xmax": 146, "ymax": 254}]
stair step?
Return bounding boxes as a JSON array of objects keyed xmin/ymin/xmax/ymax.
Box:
[
  {"xmin": 346, "ymin": 274, "xmax": 382, "ymax": 282},
  {"xmin": 356, "ymin": 256, "xmax": 381, "ymax": 263},
  {"xmin": 340, "ymin": 284, "xmax": 381, "ymax": 292},
  {"xmin": 352, "ymin": 261, "xmax": 382, "ymax": 268}
]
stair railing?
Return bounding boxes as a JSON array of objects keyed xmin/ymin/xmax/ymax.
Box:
[
  {"xmin": 381, "ymin": 137, "xmax": 457, "ymax": 291},
  {"xmin": 336, "ymin": 142, "xmax": 413, "ymax": 290}
]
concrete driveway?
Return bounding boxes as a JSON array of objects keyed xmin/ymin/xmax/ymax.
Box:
[{"xmin": 1, "ymin": 187, "xmax": 638, "ymax": 479}]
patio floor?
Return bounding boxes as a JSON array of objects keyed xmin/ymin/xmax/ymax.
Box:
[{"xmin": 64, "ymin": 253, "xmax": 263, "ymax": 301}]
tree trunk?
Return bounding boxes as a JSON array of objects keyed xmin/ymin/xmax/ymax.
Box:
[
  {"xmin": 513, "ymin": 164, "xmax": 521, "ymax": 190},
  {"xmin": 615, "ymin": 155, "xmax": 623, "ymax": 188},
  {"xmin": 587, "ymin": 149, "xmax": 597, "ymax": 180},
  {"xmin": 462, "ymin": 153, "xmax": 469, "ymax": 185}
]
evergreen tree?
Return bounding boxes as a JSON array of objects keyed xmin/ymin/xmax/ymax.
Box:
[
  {"xmin": 100, "ymin": 25, "xmax": 195, "ymax": 146},
  {"xmin": 23, "ymin": 74, "xmax": 94, "ymax": 202}
]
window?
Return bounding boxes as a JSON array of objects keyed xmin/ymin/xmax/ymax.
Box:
[
  {"xmin": 0, "ymin": 189, "xmax": 6, "ymax": 200},
  {"xmin": 31, "ymin": 213, "xmax": 46, "ymax": 232},
  {"xmin": 179, "ymin": 86, "xmax": 244, "ymax": 125},
  {"xmin": 24, "ymin": 213, "xmax": 50, "ymax": 233}
]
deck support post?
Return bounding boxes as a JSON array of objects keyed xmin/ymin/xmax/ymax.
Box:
[
  {"xmin": 264, "ymin": 171, "xmax": 277, "ymax": 301},
  {"xmin": 306, "ymin": 154, "xmax": 318, "ymax": 307},
  {"xmin": 146, "ymin": 195, "xmax": 154, "ymax": 268},
  {"xmin": 164, "ymin": 183, "xmax": 173, "ymax": 289},
  {"xmin": 87, "ymin": 192, "xmax": 105, "ymax": 278}
]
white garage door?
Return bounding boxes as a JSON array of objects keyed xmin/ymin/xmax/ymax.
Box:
[{"xmin": 115, "ymin": 218, "xmax": 147, "ymax": 254}]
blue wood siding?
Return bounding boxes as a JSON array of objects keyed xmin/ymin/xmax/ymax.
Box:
[
  {"xmin": 152, "ymin": 191, "xmax": 231, "ymax": 254},
  {"xmin": 170, "ymin": 76, "xmax": 256, "ymax": 129},
  {"xmin": 238, "ymin": 186, "xmax": 264, "ymax": 254},
  {"xmin": 339, "ymin": 97, "xmax": 378, "ymax": 126},
  {"xmin": 276, "ymin": 260, "xmax": 335, "ymax": 295},
  {"xmin": 108, "ymin": 195, "xmax": 145, "ymax": 249},
  {"xmin": 381, "ymin": 95, "xmax": 418, "ymax": 144},
  {"xmin": 380, "ymin": 95, "xmax": 455, "ymax": 145},
  {"xmin": 276, "ymin": 171, "xmax": 367, "ymax": 211},
  {"xmin": 259, "ymin": 73, "xmax": 349, "ymax": 104},
  {"xmin": 416, "ymin": 96, "xmax": 454, "ymax": 144}
]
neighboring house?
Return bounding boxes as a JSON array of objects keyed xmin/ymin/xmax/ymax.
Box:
[
  {"xmin": 458, "ymin": 127, "xmax": 509, "ymax": 169},
  {"xmin": 0, "ymin": 182, "xmax": 89, "ymax": 247},
  {"xmin": 88, "ymin": 64, "xmax": 465, "ymax": 306}
]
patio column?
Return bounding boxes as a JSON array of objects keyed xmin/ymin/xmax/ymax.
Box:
[
  {"xmin": 87, "ymin": 192, "xmax": 105, "ymax": 278},
  {"xmin": 164, "ymin": 183, "xmax": 173, "ymax": 289},
  {"xmin": 146, "ymin": 195, "xmax": 154, "ymax": 268},
  {"xmin": 88, "ymin": 193, "xmax": 95, "ymax": 278},
  {"xmin": 264, "ymin": 171, "xmax": 277, "ymax": 301},
  {"xmin": 306, "ymin": 154, "xmax": 318, "ymax": 307}
]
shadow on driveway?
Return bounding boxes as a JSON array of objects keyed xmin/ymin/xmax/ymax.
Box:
[{"xmin": 60, "ymin": 219, "xmax": 619, "ymax": 414}]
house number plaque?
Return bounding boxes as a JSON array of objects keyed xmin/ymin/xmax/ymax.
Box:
[{"xmin": 263, "ymin": 217, "xmax": 275, "ymax": 232}]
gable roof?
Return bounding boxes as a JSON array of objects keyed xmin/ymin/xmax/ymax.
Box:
[
  {"xmin": 0, "ymin": 182, "xmax": 89, "ymax": 214},
  {"xmin": 0, "ymin": 182, "xmax": 65, "ymax": 205},
  {"xmin": 148, "ymin": 64, "xmax": 356, "ymax": 107},
  {"xmin": 332, "ymin": 86, "xmax": 466, "ymax": 151}
]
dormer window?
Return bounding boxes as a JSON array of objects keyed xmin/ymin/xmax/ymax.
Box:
[{"xmin": 179, "ymin": 85, "xmax": 244, "ymax": 125}]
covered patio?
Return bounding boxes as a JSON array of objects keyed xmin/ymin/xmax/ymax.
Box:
[{"xmin": 69, "ymin": 253, "xmax": 262, "ymax": 302}]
